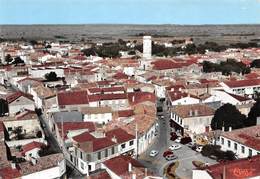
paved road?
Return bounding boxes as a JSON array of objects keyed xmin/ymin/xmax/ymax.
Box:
[
  {"xmin": 138, "ymin": 100, "xmax": 217, "ymax": 178},
  {"xmin": 38, "ymin": 115, "xmax": 83, "ymax": 178}
]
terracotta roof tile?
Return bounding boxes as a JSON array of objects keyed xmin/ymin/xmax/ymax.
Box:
[
  {"xmin": 57, "ymin": 90, "xmax": 89, "ymax": 106},
  {"xmin": 106, "ymin": 128, "xmax": 135, "ymax": 144}
]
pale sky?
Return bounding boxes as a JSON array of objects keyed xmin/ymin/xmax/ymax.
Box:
[{"xmin": 0, "ymin": 0, "xmax": 260, "ymax": 24}]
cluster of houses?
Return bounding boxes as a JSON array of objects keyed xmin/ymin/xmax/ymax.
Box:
[{"xmin": 0, "ymin": 36, "xmax": 260, "ymax": 178}]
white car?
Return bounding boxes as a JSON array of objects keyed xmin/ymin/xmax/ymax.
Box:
[
  {"xmin": 169, "ymin": 144, "xmax": 182, "ymax": 150},
  {"xmin": 149, "ymin": 150, "xmax": 159, "ymax": 157},
  {"xmin": 196, "ymin": 146, "xmax": 203, "ymax": 152},
  {"xmin": 175, "ymin": 137, "xmax": 181, "ymax": 143}
]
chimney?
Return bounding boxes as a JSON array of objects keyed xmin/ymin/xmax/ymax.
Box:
[
  {"xmin": 179, "ymin": 88, "xmax": 182, "ymax": 92},
  {"xmin": 11, "ymin": 162, "xmax": 16, "ymax": 169},
  {"xmin": 222, "ymin": 126, "xmax": 225, "ymax": 132},
  {"xmin": 31, "ymin": 157, "xmax": 37, "ymax": 165},
  {"xmin": 189, "ymin": 110, "xmax": 193, "ymax": 117},
  {"xmin": 171, "ymin": 88, "xmax": 174, "ymax": 92},
  {"xmin": 132, "ymin": 173, "xmax": 136, "ymax": 179},
  {"xmin": 132, "ymin": 95, "xmax": 135, "ymax": 102},
  {"xmin": 194, "ymin": 109, "xmax": 198, "ymax": 116},
  {"xmin": 128, "ymin": 162, "xmax": 132, "ymax": 173},
  {"xmin": 111, "ymin": 136, "xmax": 117, "ymax": 143},
  {"xmin": 229, "ymin": 127, "xmax": 232, "ymax": 132}
]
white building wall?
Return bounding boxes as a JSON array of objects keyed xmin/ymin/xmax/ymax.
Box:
[
  {"xmin": 220, "ymin": 136, "xmax": 260, "ymax": 158},
  {"xmin": 171, "ymin": 97, "xmax": 200, "ymax": 106},
  {"xmin": 192, "ymin": 170, "xmax": 213, "ymax": 179},
  {"xmin": 83, "ymin": 113, "xmax": 112, "ymax": 124},
  {"xmin": 21, "ymin": 159, "xmax": 66, "ymax": 179}
]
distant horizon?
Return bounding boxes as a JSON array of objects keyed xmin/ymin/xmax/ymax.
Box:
[
  {"xmin": 1, "ymin": 0, "xmax": 260, "ymax": 25},
  {"xmin": 1, "ymin": 23, "xmax": 260, "ymax": 26}
]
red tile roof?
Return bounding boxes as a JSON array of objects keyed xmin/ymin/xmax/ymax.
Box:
[
  {"xmin": 0, "ymin": 167, "xmax": 21, "ymax": 179},
  {"xmin": 227, "ymin": 93, "xmax": 252, "ymax": 102},
  {"xmin": 72, "ymin": 131, "xmax": 95, "ymax": 143},
  {"xmin": 106, "ymin": 128, "xmax": 135, "ymax": 144},
  {"xmin": 245, "ymin": 73, "xmax": 260, "ymax": 79},
  {"xmin": 127, "ymin": 92, "xmax": 156, "ymax": 105},
  {"xmin": 118, "ymin": 109, "xmax": 134, "ymax": 117},
  {"xmin": 221, "ymin": 125, "xmax": 260, "ymax": 151},
  {"xmin": 168, "ymin": 91, "xmax": 199, "ymax": 102},
  {"xmin": 57, "ymin": 122, "xmax": 96, "ymax": 139},
  {"xmin": 90, "ymin": 170, "xmax": 111, "ymax": 179},
  {"xmin": 92, "ymin": 138, "xmax": 116, "ymax": 152},
  {"xmin": 6, "ymin": 91, "xmax": 33, "ymax": 104},
  {"xmin": 73, "ymin": 131, "xmax": 116, "ymax": 152},
  {"xmin": 21, "ymin": 141, "xmax": 44, "ymax": 155},
  {"xmin": 112, "ymin": 72, "xmax": 129, "ymax": 80},
  {"xmin": 57, "ymin": 90, "xmax": 89, "ymax": 106},
  {"xmin": 224, "ymin": 79, "xmax": 260, "ymax": 88},
  {"xmin": 204, "ymin": 155, "xmax": 260, "ymax": 179},
  {"xmin": 88, "ymin": 93, "xmax": 127, "ymax": 102},
  {"xmin": 103, "ymin": 155, "xmax": 144, "ymax": 177},
  {"xmin": 151, "ymin": 59, "xmax": 193, "ymax": 70}
]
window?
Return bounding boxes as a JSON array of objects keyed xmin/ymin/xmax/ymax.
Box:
[
  {"xmin": 7, "ymin": 127, "xmax": 12, "ymax": 131},
  {"xmin": 129, "ymin": 140, "xmax": 134, "ymax": 146},
  {"xmin": 111, "ymin": 147, "xmax": 115, "ymax": 154},
  {"xmin": 70, "ymin": 154, "xmax": 73, "ymax": 162},
  {"xmin": 88, "ymin": 165, "xmax": 92, "ymax": 171},
  {"xmin": 121, "ymin": 144, "xmax": 126, "ymax": 149},
  {"xmin": 81, "ymin": 162, "xmax": 84, "ymax": 170},
  {"xmin": 75, "ymin": 149, "xmax": 78, "ymax": 156},
  {"xmin": 241, "ymin": 146, "xmax": 245, "ymax": 153},
  {"xmin": 105, "ymin": 149, "xmax": 108, "ymax": 157},
  {"xmin": 228, "ymin": 140, "xmax": 231, "ymax": 148},
  {"xmin": 249, "ymin": 149, "xmax": 252, "ymax": 157},
  {"xmin": 234, "ymin": 143, "xmax": 237, "ymax": 150},
  {"xmin": 80, "ymin": 151, "xmax": 83, "ymax": 159},
  {"xmin": 221, "ymin": 138, "xmax": 224, "ymax": 145},
  {"xmin": 97, "ymin": 152, "xmax": 101, "ymax": 160}
]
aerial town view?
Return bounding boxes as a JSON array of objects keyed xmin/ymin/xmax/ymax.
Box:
[{"xmin": 0, "ymin": 0, "xmax": 260, "ymax": 179}]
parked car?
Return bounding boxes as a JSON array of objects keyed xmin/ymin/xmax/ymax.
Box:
[
  {"xmin": 165, "ymin": 154, "xmax": 178, "ymax": 161},
  {"xmin": 186, "ymin": 142, "xmax": 194, "ymax": 148},
  {"xmin": 149, "ymin": 150, "xmax": 159, "ymax": 157},
  {"xmin": 163, "ymin": 150, "xmax": 174, "ymax": 157},
  {"xmin": 175, "ymin": 137, "xmax": 181, "ymax": 143},
  {"xmin": 180, "ymin": 137, "xmax": 192, "ymax": 144},
  {"xmin": 196, "ymin": 146, "xmax": 203, "ymax": 152},
  {"xmin": 169, "ymin": 144, "xmax": 182, "ymax": 150}
]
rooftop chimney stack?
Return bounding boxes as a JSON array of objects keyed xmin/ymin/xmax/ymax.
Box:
[
  {"xmin": 128, "ymin": 162, "xmax": 132, "ymax": 173},
  {"xmin": 189, "ymin": 110, "xmax": 193, "ymax": 117},
  {"xmin": 11, "ymin": 162, "xmax": 16, "ymax": 169},
  {"xmin": 194, "ymin": 109, "xmax": 198, "ymax": 116},
  {"xmin": 229, "ymin": 127, "xmax": 232, "ymax": 132}
]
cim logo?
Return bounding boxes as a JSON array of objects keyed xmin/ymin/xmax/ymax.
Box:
[{"xmin": 232, "ymin": 167, "xmax": 256, "ymax": 178}]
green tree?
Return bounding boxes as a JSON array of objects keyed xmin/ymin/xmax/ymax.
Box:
[
  {"xmin": 44, "ymin": 71, "xmax": 58, "ymax": 81},
  {"xmin": 0, "ymin": 98, "xmax": 8, "ymax": 116},
  {"xmin": 244, "ymin": 99, "xmax": 260, "ymax": 127},
  {"xmin": 211, "ymin": 103, "xmax": 245, "ymax": 131},
  {"xmin": 5, "ymin": 54, "xmax": 13, "ymax": 64}
]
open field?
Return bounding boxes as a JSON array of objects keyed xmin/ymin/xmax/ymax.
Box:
[{"xmin": 1, "ymin": 24, "xmax": 260, "ymax": 44}]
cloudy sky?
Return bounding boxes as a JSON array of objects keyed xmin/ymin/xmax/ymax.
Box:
[{"xmin": 0, "ymin": 0, "xmax": 260, "ymax": 24}]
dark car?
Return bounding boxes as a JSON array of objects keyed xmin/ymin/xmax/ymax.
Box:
[
  {"xmin": 163, "ymin": 150, "xmax": 174, "ymax": 157},
  {"xmin": 165, "ymin": 154, "xmax": 178, "ymax": 161}
]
